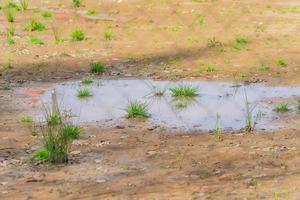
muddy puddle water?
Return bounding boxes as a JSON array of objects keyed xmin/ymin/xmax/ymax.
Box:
[{"xmin": 19, "ymin": 79, "xmax": 300, "ymax": 131}]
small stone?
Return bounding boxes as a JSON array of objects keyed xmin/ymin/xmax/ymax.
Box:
[{"xmin": 96, "ymin": 179, "xmax": 106, "ymax": 183}]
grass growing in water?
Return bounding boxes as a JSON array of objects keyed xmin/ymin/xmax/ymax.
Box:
[
  {"xmin": 90, "ymin": 61, "xmax": 106, "ymax": 74},
  {"xmin": 31, "ymin": 90, "xmax": 81, "ymax": 163},
  {"xmin": 71, "ymin": 29, "xmax": 85, "ymax": 41},
  {"xmin": 77, "ymin": 88, "xmax": 92, "ymax": 98},
  {"xmin": 25, "ymin": 20, "xmax": 46, "ymax": 31},
  {"xmin": 275, "ymin": 103, "xmax": 289, "ymax": 113},
  {"xmin": 125, "ymin": 101, "xmax": 150, "ymax": 118},
  {"xmin": 81, "ymin": 77, "xmax": 94, "ymax": 85},
  {"xmin": 170, "ymin": 85, "xmax": 198, "ymax": 97},
  {"xmin": 214, "ymin": 113, "xmax": 222, "ymax": 140}
]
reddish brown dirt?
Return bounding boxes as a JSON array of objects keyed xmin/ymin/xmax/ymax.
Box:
[{"xmin": 1, "ymin": 0, "xmax": 300, "ymax": 199}]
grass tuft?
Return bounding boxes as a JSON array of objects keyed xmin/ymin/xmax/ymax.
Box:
[
  {"xmin": 103, "ymin": 29, "xmax": 113, "ymax": 40},
  {"xmin": 19, "ymin": 0, "xmax": 29, "ymax": 11},
  {"xmin": 276, "ymin": 58, "xmax": 286, "ymax": 67},
  {"xmin": 71, "ymin": 29, "xmax": 85, "ymax": 41},
  {"xmin": 275, "ymin": 103, "xmax": 289, "ymax": 113},
  {"xmin": 42, "ymin": 10, "xmax": 52, "ymax": 19},
  {"xmin": 89, "ymin": 61, "xmax": 106, "ymax": 74},
  {"xmin": 60, "ymin": 124, "xmax": 81, "ymax": 139},
  {"xmin": 170, "ymin": 85, "xmax": 198, "ymax": 97},
  {"xmin": 20, "ymin": 116, "xmax": 33, "ymax": 124},
  {"xmin": 4, "ymin": 8, "xmax": 15, "ymax": 22},
  {"xmin": 72, "ymin": 0, "xmax": 82, "ymax": 7},
  {"xmin": 77, "ymin": 88, "xmax": 92, "ymax": 98},
  {"xmin": 25, "ymin": 20, "xmax": 46, "ymax": 31},
  {"xmin": 125, "ymin": 101, "xmax": 150, "ymax": 118},
  {"xmin": 28, "ymin": 36, "xmax": 44, "ymax": 45},
  {"xmin": 81, "ymin": 77, "xmax": 94, "ymax": 85}
]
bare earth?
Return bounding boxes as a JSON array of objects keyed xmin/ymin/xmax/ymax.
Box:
[{"xmin": 1, "ymin": 0, "xmax": 300, "ymax": 199}]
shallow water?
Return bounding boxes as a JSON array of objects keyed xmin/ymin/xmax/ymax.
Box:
[{"xmin": 20, "ymin": 79, "xmax": 300, "ymax": 131}]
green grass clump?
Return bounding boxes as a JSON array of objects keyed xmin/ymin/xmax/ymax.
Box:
[
  {"xmin": 20, "ymin": 116, "xmax": 33, "ymax": 123},
  {"xmin": 125, "ymin": 101, "xmax": 150, "ymax": 118},
  {"xmin": 31, "ymin": 147, "xmax": 49, "ymax": 162},
  {"xmin": 0, "ymin": 83, "xmax": 11, "ymax": 90},
  {"xmin": 42, "ymin": 10, "xmax": 52, "ymax": 19},
  {"xmin": 25, "ymin": 20, "xmax": 46, "ymax": 31},
  {"xmin": 19, "ymin": 0, "xmax": 29, "ymax": 11},
  {"xmin": 275, "ymin": 103, "xmax": 290, "ymax": 113},
  {"xmin": 72, "ymin": 0, "xmax": 82, "ymax": 7},
  {"xmin": 81, "ymin": 77, "xmax": 94, "ymax": 85},
  {"xmin": 6, "ymin": 1, "xmax": 20, "ymax": 10},
  {"xmin": 276, "ymin": 58, "xmax": 286, "ymax": 67},
  {"xmin": 28, "ymin": 36, "xmax": 44, "ymax": 45},
  {"xmin": 232, "ymin": 36, "xmax": 248, "ymax": 51},
  {"xmin": 60, "ymin": 124, "xmax": 81, "ymax": 139},
  {"xmin": 4, "ymin": 8, "xmax": 15, "ymax": 22},
  {"xmin": 206, "ymin": 65, "xmax": 216, "ymax": 72},
  {"xmin": 89, "ymin": 62, "xmax": 106, "ymax": 74},
  {"xmin": 47, "ymin": 113, "xmax": 62, "ymax": 126},
  {"xmin": 6, "ymin": 25, "xmax": 15, "ymax": 45},
  {"xmin": 170, "ymin": 85, "xmax": 198, "ymax": 97},
  {"xmin": 77, "ymin": 88, "xmax": 92, "ymax": 98},
  {"xmin": 87, "ymin": 9, "xmax": 96, "ymax": 15},
  {"xmin": 103, "ymin": 29, "xmax": 113, "ymax": 40},
  {"xmin": 71, "ymin": 29, "xmax": 85, "ymax": 41}
]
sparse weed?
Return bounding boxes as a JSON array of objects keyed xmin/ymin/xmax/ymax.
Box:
[
  {"xmin": 173, "ymin": 100, "xmax": 188, "ymax": 109},
  {"xmin": 195, "ymin": 13, "xmax": 205, "ymax": 27},
  {"xmin": 90, "ymin": 61, "xmax": 106, "ymax": 74},
  {"xmin": 297, "ymin": 100, "xmax": 300, "ymax": 111},
  {"xmin": 47, "ymin": 113, "xmax": 62, "ymax": 126},
  {"xmin": 77, "ymin": 88, "xmax": 92, "ymax": 98},
  {"xmin": 6, "ymin": 25, "xmax": 15, "ymax": 45},
  {"xmin": 6, "ymin": 1, "xmax": 20, "ymax": 11},
  {"xmin": 170, "ymin": 85, "xmax": 198, "ymax": 97},
  {"xmin": 71, "ymin": 29, "xmax": 85, "ymax": 41},
  {"xmin": 125, "ymin": 101, "xmax": 150, "ymax": 118},
  {"xmin": 87, "ymin": 9, "xmax": 96, "ymax": 15},
  {"xmin": 0, "ymin": 83, "xmax": 11, "ymax": 90},
  {"xmin": 27, "ymin": 36, "xmax": 44, "ymax": 45},
  {"xmin": 72, "ymin": 0, "xmax": 82, "ymax": 8},
  {"xmin": 103, "ymin": 29, "xmax": 113, "ymax": 40},
  {"xmin": 206, "ymin": 65, "xmax": 216, "ymax": 72},
  {"xmin": 214, "ymin": 113, "xmax": 222, "ymax": 140},
  {"xmin": 245, "ymin": 178, "xmax": 258, "ymax": 187},
  {"xmin": 52, "ymin": 26, "xmax": 62, "ymax": 44},
  {"xmin": 81, "ymin": 77, "xmax": 94, "ymax": 85},
  {"xmin": 275, "ymin": 103, "xmax": 289, "ymax": 113},
  {"xmin": 60, "ymin": 124, "xmax": 81, "ymax": 139},
  {"xmin": 258, "ymin": 64, "xmax": 270, "ymax": 72},
  {"xmin": 152, "ymin": 86, "xmax": 165, "ymax": 97},
  {"xmin": 276, "ymin": 58, "xmax": 286, "ymax": 67},
  {"xmin": 4, "ymin": 8, "xmax": 15, "ymax": 22},
  {"xmin": 231, "ymin": 36, "xmax": 248, "ymax": 51},
  {"xmin": 20, "ymin": 116, "xmax": 33, "ymax": 124},
  {"xmin": 42, "ymin": 10, "xmax": 52, "ymax": 19},
  {"xmin": 25, "ymin": 20, "xmax": 46, "ymax": 31},
  {"xmin": 19, "ymin": 0, "xmax": 29, "ymax": 11}
]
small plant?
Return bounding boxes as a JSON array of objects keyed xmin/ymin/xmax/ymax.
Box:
[
  {"xmin": 214, "ymin": 113, "xmax": 222, "ymax": 140},
  {"xmin": 125, "ymin": 101, "xmax": 150, "ymax": 118},
  {"xmin": 20, "ymin": 116, "xmax": 33, "ymax": 124},
  {"xmin": 77, "ymin": 88, "xmax": 92, "ymax": 98},
  {"xmin": 103, "ymin": 29, "xmax": 113, "ymax": 40},
  {"xmin": 71, "ymin": 29, "xmax": 85, "ymax": 41},
  {"xmin": 6, "ymin": 25, "xmax": 15, "ymax": 45},
  {"xmin": 276, "ymin": 58, "xmax": 286, "ymax": 67},
  {"xmin": 60, "ymin": 124, "xmax": 81, "ymax": 139},
  {"xmin": 206, "ymin": 65, "xmax": 216, "ymax": 72},
  {"xmin": 81, "ymin": 77, "xmax": 94, "ymax": 85},
  {"xmin": 152, "ymin": 86, "xmax": 165, "ymax": 97},
  {"xmin": 19, "ymin": 0, "xmax": 29, "ymax": 11},
  {"xmin": 4, "ymin": 8, "xmax": 15, "ymax": 22},
  {"xmin": 170, "ymin": 85, "xmax": 198, "ymax": 97},
  {"xmin": 87, "ymin": 9, "xmax": 96, "ymax": 15},
  {"xmin": 31, "ymin": 90, "xmax": 81, "ymax": 164},
  {"xmin": 232, "ymin": 36, "xmax": 248, "ymax": 51},
  {"xmin": 6, "ymin": 1, "xmax": 20, "ymax": 10},
  {"xmin": 52, "ymin": 26, "xmax": 62, "ymax": 44},
  {"xmin": 275, "ymin": 103, "xmax": 289, "ymax": 113},
  {"xmin": 72, "ymin": 0, "xmax": 82, "ymax": 7},
  {"xmin": 42, "ymin": 10, "xmax": 52, "ymax": 19},
  {"xmin": 28, "ymin": 36, "xmax": 44, "ymax": 45},
  {"xmin": 258, "ymin": 64, "xmax": 270, "ymax": 72},
  {"xmin": 25, "ymin": 20, "xmax": 46, "ymax": 31},
  {"xmin": 195, "ymin": 13, "xmax": 205, "ymax": 27},
  {"xmin": 89, "ymin": 61, "xmax": 106, "ymax": 74}
]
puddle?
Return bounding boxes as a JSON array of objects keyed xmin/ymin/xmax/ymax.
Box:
[{"xmin": 18, "ymin": 79, "xmax": 300, "ymax": 131}]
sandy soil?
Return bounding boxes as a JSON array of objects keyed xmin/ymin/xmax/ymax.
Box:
[{"xmin": 1, "ymin": 0, "xmax": 300, "ymax": 199}]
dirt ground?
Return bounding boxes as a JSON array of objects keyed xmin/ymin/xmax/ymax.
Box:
[{"xmin": 1, "ymin": 0, "xmax": 300, "ymax": 199}]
